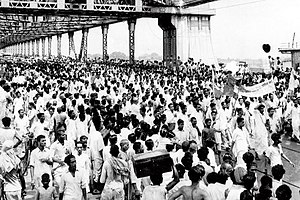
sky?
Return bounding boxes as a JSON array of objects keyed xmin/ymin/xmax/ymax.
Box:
[{"xmin": 56, "ymin": 0, "xmax": 300, "ymax": 60}]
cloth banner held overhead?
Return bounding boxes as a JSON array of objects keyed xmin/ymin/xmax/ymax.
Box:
[{"xmin": 238, "ymin": 79, "xmax": 276, "ymax": 97}]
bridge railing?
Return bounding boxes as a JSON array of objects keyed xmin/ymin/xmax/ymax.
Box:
[{"xmin": 0, "ymin": 0, "xmax": 166, "ymax": 10}]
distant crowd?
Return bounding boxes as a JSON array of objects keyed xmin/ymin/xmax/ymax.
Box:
[{"xmin": 0, "ymin": 56, "xmax": 297, "ymax": 200}]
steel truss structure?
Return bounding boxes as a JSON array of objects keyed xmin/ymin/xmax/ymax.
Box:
[{"xmin": 0, "ymin": 0, "xmax": 216, "ymax": 48}]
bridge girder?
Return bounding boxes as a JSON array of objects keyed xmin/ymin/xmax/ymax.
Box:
[{"xmin": 0, "ymin": 0, "xmax": 216, "ymax": 48}]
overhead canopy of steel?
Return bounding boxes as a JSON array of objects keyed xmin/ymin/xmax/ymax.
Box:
[{"xmin": 0, "ymin": 0, "xmax": 216, "ymax": 48}]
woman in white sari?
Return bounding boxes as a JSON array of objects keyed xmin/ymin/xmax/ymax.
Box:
[{"xmin": 253, "ymin": 104, "xmax": 269, "ymax": 156}]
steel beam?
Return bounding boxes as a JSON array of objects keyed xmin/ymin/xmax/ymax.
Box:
[{"xmin": 101, "ymin": 24, "xmax": 109, "ymax": 61}]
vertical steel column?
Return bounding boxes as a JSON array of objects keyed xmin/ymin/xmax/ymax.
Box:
[
  {"xmin": 127, "ymin": 19, "xmax": 136, "ymax": 64},
  {"xmin": 17, "ymin": 43, "xmax": 19, "ymax": 56},
  {"xmin": 79, "ymin": 28, "xmax": 89, "ymax": 61},
  {"xmin": 102, "ymin": 24, "xmax": 109, "ymax": 61},
  {"xmin": 20, "ymin": 43, "xmax": 23, "ymax": 57},
  {"xmin": 83, "ymin": 28, "xmax": 89, "ymax": 61},
  {"xmin": 68, "ymin": 31, "xmax": 73, "ymax": 57},
  {"xmin": 68, "ymin": 31, "xmax": 77, "ymax": 59},
  {"xmin": 158, "ymin": 17, "xmax": 177, "ymax": 66},
  {"xmin": 27, "ymin": 41, "xmax": 30, "ymax": 57},
  {"xmin": 41, "ymin": 37, "xmax": 46, "ymax": 57},
  {"xmin": 24, "ymin": 42, "xmax": 27, "ymax": 57},
  {"xmin": 31, "ymin": 40, "xmax": 35, "ymax": 57},
  {"xmin": 20, "ymin": 43, "xmax": 23, "ymax": 56},
  {"xmin": 57, "ymin": 34, "xmax": 62, "ymax": 58},
  {"xmin": 36, "ymin": 39, "xmax": 40, "ymax": 57},
  {"xmin": 48, "ymin": 36, "xmax": 52, "ymax": 58}
]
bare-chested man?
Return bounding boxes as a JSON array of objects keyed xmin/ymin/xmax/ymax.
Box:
[{"xmin": 168, "ymin": 164, "xmax": 209, "ymax": 200}]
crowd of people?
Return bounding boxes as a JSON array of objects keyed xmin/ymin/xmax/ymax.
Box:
[{"xmin": 0, "ymin": 56, "xmax": 297, "ymax": 200}]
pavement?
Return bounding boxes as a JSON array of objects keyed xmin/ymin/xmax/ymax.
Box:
[{"xmin": 255, "ymin": 134, "xmax": 300, "ymax": 200}]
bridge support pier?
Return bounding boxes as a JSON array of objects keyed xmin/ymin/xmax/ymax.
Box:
[
  {"xmin": 41, "ymin": 37, "xmax": 46, "ymax": 57},
  {"xmin": 31, "ymin": 40, "xmax": 35, "ymax": 57},
  {"xmin": 158, "ymin": 16, "xmax": 176, "ymax": 66},
  {"xmin": 102, "ymin": 24, "xmax": 109, "ymax": 61},
  {"xmin": 128, "ymin": 19, "xmax": 136, "ymax": 64},
  {"xmin": 36, "ymin": 39, "xmax": 40, "ymax": 57},
  {"xmin": 48, "ymin": 36, "xmax": 52, "ymax": 58},
  {"xmin": 68, "ymin": 31, "xmax": 77, "ymax": 59},
  {"xmin": 79, "ymin": 28, "xmax": 89, "ymax": 62},
  {"xmin": 158, "ymin": 15, "xmax": 215, "ymax": 65},
  {"xmin": 57, "ymin": 34, "xmax": 62, "ymax": 58}
]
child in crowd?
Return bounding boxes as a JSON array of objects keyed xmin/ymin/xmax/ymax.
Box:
[{"xmin": 35, "ymin": 173, "xmax": 58, "ymax": 200}]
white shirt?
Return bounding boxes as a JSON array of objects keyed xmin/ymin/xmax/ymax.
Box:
[
  {"xmin": 50, "ymin": 140, "xmax": 72, "ymax": 171},
  {"xmin": 75, "ymin": 153, "xmax": 90, "ymax": 171},
  {"xmin": 29, "ymin": 147, "xmax": 52, "ymax": 182},
  {"xmin": 265, "ymin": 145, "xmax": 283, "ymax": 167},
  {"xmin": 173, "ymin": 129, "xmax": 189, "ymax": 145},
  {"xmin": 14, "ymin": 115, "xmax": 29, "ymax": 136},
  {"xmin": 88, "ymin": 127, "xmax": 105, "ymax": 160},
  {"xmin": 141, "ymin": 185, "xmax": 167, "ymax": 200},
  {"xmin": 207, "ymin": 183, "xmax": 226, "ymax": 200},
  {"xmin": 0, "ymin": 128, "xmax": 20, "ymax": 150},
  {"xmin": 207, "ymin": 147, "xmax": 217, "ymax": 169},
  {"xmin": 226, "ymin": 184, "xmax": 246, "ymax": 200},
  {"xmin": 59, "ymin": 170, "xmax": 86, "ymax": 200},
  {"xmin": 232, "ymin": 127, "xmax": 250, "ymax": 156}
]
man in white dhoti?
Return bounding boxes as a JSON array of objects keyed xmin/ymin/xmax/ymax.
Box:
[
  {"xmin": 291, "ymin": 99, "xmax": 300, "ymax": 142},
  {"xmin": 231, "ymin": 117, "xmax": 251, "ymax": 167}
]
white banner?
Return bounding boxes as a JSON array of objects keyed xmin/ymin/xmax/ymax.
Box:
[{"xmin": 238, "ymin": 79, "xmax": 276, "ymax": 97}]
